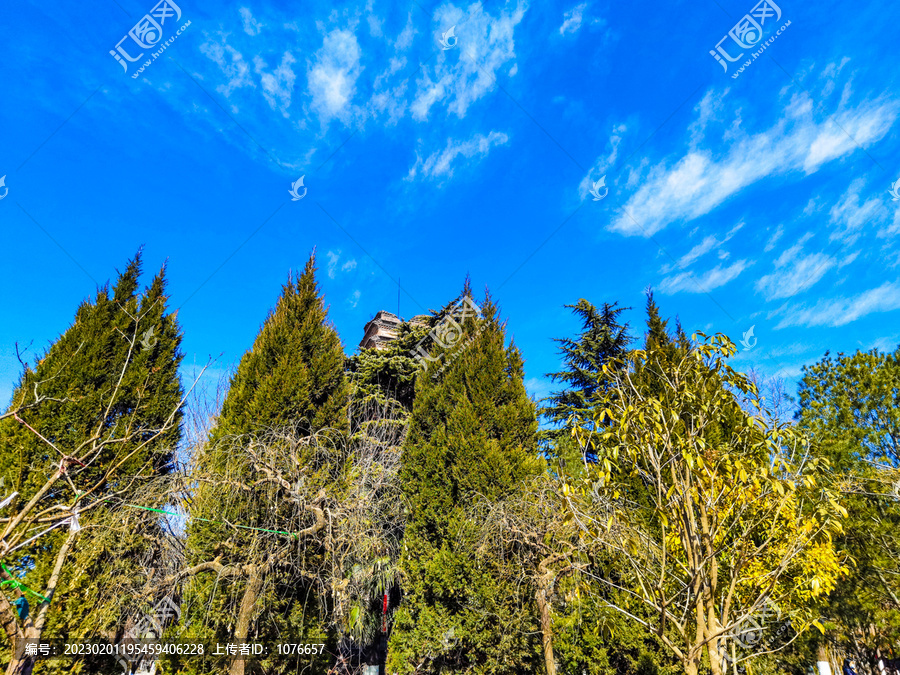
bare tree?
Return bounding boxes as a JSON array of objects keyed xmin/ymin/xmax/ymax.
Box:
[
  {"xmin": 167, "ymin": 399, "xmax": 407, "ymax": 675},
  {"xmin": 0, "ymin": 321, "xmax": 208, "ymax": 675},
  {"xmin": 475, "ymin": 473, "xmax": 584, "ymax": 675}
]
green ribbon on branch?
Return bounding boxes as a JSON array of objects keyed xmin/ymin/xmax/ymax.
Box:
[
  {"xmin": 0, "ymin": 563, "xmax": 49, "ymax": 603},
  {"xmin": 121, "ymin": 503, "xmax": 299, "ymax": 538}
]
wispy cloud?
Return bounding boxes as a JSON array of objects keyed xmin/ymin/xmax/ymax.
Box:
[
  {"xmin": 254, "ymin": 52, "xmax": 296, "ymax": 117},
  {"xmin": 755, "ymin": 233, "xmax": 835, "ymax": 300},
  {"xmin": 660, "ymin": 221, "xmax": 743, "ymax": 275},
  {"xmin": 407, "ymin": 131, "xmax": 509, "ymax": 181},
  {"xmin": 772, "ymin": 281, "xmax": 900, "ymax": 328},
  {"xmin": 658, "ymin": 260, "xmax": 750, "ymax": 295},
  {"xmin": 610, "ymin": 91, "xmax": 897, "ymax": 237},
  {"xmin": 764, "ymin": 224, "xmax": 784, "ymax": 252},
  {"xmin": 828, "ymin": 178, "xmax": 891, "ymax": 243},
  {"xmin": 239, "ymin": 7, "xmax": 263, "ymax": 36},
  {"xmin": 326, "ymin": 250, "xmax": 358, "ymax": 279},
  {"xmin": 559, "ymin": 3, "xmax": 586, "ymax": 35},
  {"xmin": 200, "ymin": 39, "xmax": 255, "ymax": 99},
  {"xmin": 409, "ymin": 2, "xmax": 526, "ymax": 121}
]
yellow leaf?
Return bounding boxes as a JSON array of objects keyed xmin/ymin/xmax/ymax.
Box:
[{"xmin": 812, "ymin": 619, "xmax": 825, "ymax": 634}]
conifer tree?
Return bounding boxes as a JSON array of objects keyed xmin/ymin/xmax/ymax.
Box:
[
  {"xmin": 346, "ymin": 320, "xmax": 430, "ymax": 436},
  {"xmin": 542, "ymin": 299, "xmax": 632, "ymax": 441},
  {"xmin": 793, "ymin": 348, "xmax": 900, "ymax": 662},
  {"xmin": 386, "ymin": 288, "xmax": 543, "ymax": 674},
  {"xmin": 0, "ymin": 252, "xmax": 184, "ymax": 672},
  {"xmin": 175, "ymin": 253, "xmax": 348, "ymax": 675}
]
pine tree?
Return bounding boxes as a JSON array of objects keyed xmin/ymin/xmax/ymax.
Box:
[
  {"xmin": 793, "ymin": 348, "xmax": 900, "ymax": 660},
  {"xmin": 0, "ymin": 251, "xmax": 184, "ymax": 670},
  {"xmin": 175, "ymin": 253, "xmax": 349, "ymax": 675},
  {"xmin": 386, "ymin": 289, "xmax": 543, "ymax": 674},
  {"xmin": 542, "ymin": 299, "xmax": 632, "ymax": 441}
]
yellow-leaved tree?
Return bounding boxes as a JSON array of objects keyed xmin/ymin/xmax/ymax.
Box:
[{"xmin": 564, "ymin": 332, "xmax": 848, "ymax": 675}]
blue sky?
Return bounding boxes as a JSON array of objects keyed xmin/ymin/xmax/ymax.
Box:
[{"xmin": 1, "ymin": 0, "xmax": 899, "ymax": 416}]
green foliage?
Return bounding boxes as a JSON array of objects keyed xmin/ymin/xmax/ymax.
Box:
[
  {"xmin": 387, "ymin": 291, "xmax": 543, "ymax": 675},
  {"xmin": 794, "ymin": 348, "xmax": 900, "ymax": 654},
  {"xmin": 542, "ymin": 299, "xmax": 632, "ymax": 442},
  {"xmin": 0, "ymin": 251, "xmax": 184, "ymax": 669},
  {"xmin": 175, "ymin": 253, "xmax": 348, "ymax": 674},
  {"xmin": 346, "ymin": 319, "xmax": 429, "ymax": 439},
  {"xmin": 211, "ymin": 256, "xmax": 349, "ymax": 441}
]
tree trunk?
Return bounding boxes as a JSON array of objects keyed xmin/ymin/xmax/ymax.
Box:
[
  {"xmin": 684, "ymin": 657, "xmax": 699, "ymax": 675},
  {"xmin": 708, "ymin": 634, "xmax": 724, "ymax": 675},
  {"xmin": 5, "ymin": 528, "xmax": 78, "ymax": 675},
  {"xmin": 229, "ymin": 567, "xmax": 264, "ymax": 675},
  {"xmin": 535, "ymin": 575, "xmax": 556, "ymax": 675}
]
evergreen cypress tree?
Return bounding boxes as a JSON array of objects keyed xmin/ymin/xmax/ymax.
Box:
[
  {"xmin": 346, "ymin": 320, "xmax": 430, "ymax": 435},
  {"xmin": 542, "ymin": 299, "xmax": 632, "ymax": 441},
  {"xmin": 386, "ymin": 289, "xmax": 543, "ymax": 675},
  {"xmin": 0, "ymin": 251, "xmax": 184, "ymax": 668},
  {"xmin": 175, "ymin": 253, "xmax": 348, "ymax": 675}
]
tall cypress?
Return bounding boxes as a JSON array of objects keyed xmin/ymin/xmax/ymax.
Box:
[
  {"xmin": 0, "ymin": 251, "xmax": 184, "ymax": 665},
  {"xmin": 387, "ymin": 289, "xmax": 542, "ymax": 674},
  {"xmin": 176, "ymin": 253, "xmax": 348, "ymax": 674}
]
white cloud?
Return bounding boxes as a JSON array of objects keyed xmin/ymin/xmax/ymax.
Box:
[
  {"xmin": 254, "ymin": 52, "xmax": 296, "ymax": 117},
  {"xmin": 755, "ymin": 232, "xmax": 835, "ymax": 301},
  {"xmin": 773, "ymin": 281, "xmax": 900, "ymax": 329},
  {"xmin": 407, "ymin": 131, "xmax": 509, "ymax": 181},
  {"xmin": 239, "ymin": 7, "xmax": 263, "ymax": 36},
  {"xmin": 609, "ymin": 92, "xmax": 898, "ymax": 237},
  {"xmin": 525, "ymin": 377, "xmax": 553, "ymax": 401},
  {"xmin": 688, "ymin": 89, "xmax": 724, "ymax": 148},
  {"xmin": 659, "ymin": 260, "xmax": 750, "ymax": 295},
  {"xmin": 308, "ymin": 29, "xmax": 362, "ymax": 124},
  {"xmin": 410, "ymin": 2, "xmax": 525, "ymax": 121},
  {"xmin": 764, "ymin": 224, "xmax": 784, "ymax": 252},
  {"xmin": 326, "ymin": 250, "xmax": 341, "ymax": 279},
  {"xmin": 559, "ymin": 3, "xmax": 586, "ymax": 35},
  {"xmin": 200, "ymin": 40, "xmax": 255, "ymax": 98},
  {"xmin": 394, "ymin": 12, "xmax": 417, "ymax": 51},
  {"xmin": 828, "ymin": 178, "xmax": 890, "ymax": 243},
  {"xmin": 326, "ymin": 250, "xmax": 357, "ymax": 278},
  {"xmin": 578, "ymin": 124, "xmax": 627, "ymax": 197},
  {"xmin": 659, "ymin": 221, "xmax": 743, "ymax": 275},
  {"xmin": 819, "ymin": 57, "xmax": 850, "ymax": 98},
  {"xmin": 347, "ymin": 289, "xmax": 361, "ymax": 308}
]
